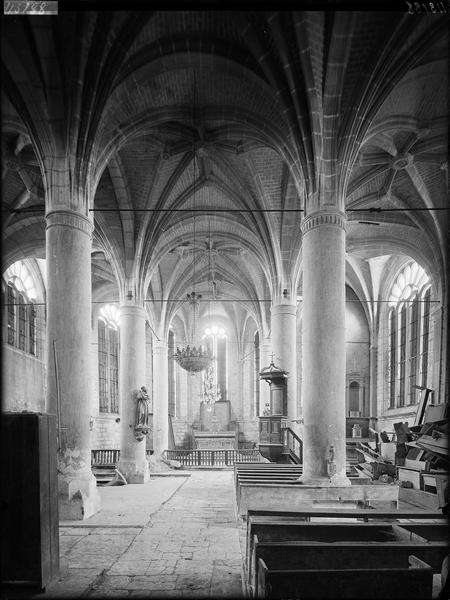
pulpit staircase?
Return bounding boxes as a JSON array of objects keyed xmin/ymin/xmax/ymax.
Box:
[{"xmin": 279, "ymin": 427, "xmax": 303, "ymax": 464}]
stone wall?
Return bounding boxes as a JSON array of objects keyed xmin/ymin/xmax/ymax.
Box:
[
  {"xmin": 91, "ymin": 414, "xmax": 121, "ymax": 449},
  {"xmin": 238, "ymin": 418, "xmax": 259, "ymax": 445},
  {"xmin": 2, "ymin": 344, "xmax": 46, "ymax": 413},
  {"xmin": 171, "ymin": 418, "xmax": 193, "ymax": 449},
  {"xmin": 345, "ymin": 287, "xmax": 370, "ymax": 416}
]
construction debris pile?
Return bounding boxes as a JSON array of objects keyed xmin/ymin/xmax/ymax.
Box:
[{"xmin": 352, "ymin": 400, "xmax": 448, "ymax": 507}]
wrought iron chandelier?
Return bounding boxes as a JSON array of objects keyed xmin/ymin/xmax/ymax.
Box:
[{"xmin": 174, "ymin": 292, "xmax": 213, "ymax": 373}]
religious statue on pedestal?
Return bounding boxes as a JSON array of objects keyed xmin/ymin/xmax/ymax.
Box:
[{"xmin": 133, "ymin": 386, "xmax": 151, "ymax": 441}]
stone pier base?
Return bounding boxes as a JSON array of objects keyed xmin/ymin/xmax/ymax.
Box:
[
  {"xmin": 117, "ymin": 458, "xmax": 150, "ymax": 484},
  {"xmin": 299, "ymin": 474, "xmax": 352, "ymax": 487},
  {"xmin": 58, "ymin": 472, "xmax": 101, "ymax": 520}
]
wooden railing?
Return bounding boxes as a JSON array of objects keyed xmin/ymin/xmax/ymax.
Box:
[
  {"xmin": 91, "ymin": 449, "xmax": 120, "ymax": 466},
  {"xmin": 164, "ymin": 448, "xmax": 265, "ymax": 467},
  {"xmin": 282, "ymin": 427, "xmax": 303, "ymax": 464},
  {"xmin": 92, "ymin": 447, "xmax": 265, "ymax": 468}
]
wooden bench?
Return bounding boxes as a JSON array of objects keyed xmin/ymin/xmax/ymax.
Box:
[
  {"xmin": 256, "ymin": 555, "xmax": 433, "ymax": 599},
  {"xmin": 234, "ymin": 463, "xmax": 302, "ymax": 487},
  {"xmin": 248, "ymin": 527, "xmax": 448, "ymax": 594},
  {"xmin": 91, "ymin": 449, "xmax": 120, "ymax": 485},
  {"xmin": 251, "ymin": 541, "xmax": 447, "ymax": 596},
  {"xmin": 246, "ymin": 521, "xmax": 426, "ymax": 587},
  {"xmin": 245, "ymin": 510, "xmax": 447, "ymax": 592},
  {"xmin": 245, "ymin": 510, "xmax": 448, "ymax": 589}
]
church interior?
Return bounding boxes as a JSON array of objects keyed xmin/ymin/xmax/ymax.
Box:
[{"xmin": 2, "ymin": 7, "xmax": 448, "ymax": 599}]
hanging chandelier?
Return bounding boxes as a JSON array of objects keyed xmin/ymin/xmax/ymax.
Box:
[
  {"xmin": 173, "ymin": 72, "xmax": 213, "ymax": 374},
  {"xmin": 173, "ymin": 292, "xmax": 213, "ymax": 373}
]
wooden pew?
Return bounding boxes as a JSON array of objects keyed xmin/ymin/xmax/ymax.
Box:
[
  {"xmin": 246, "ymin": 521, "xmax": 414, "ymax": 587},
  {"xmin": 250, "ymin": 538, "xmax": 448, "ymax": 595},
  {"xmin": 234, "ymin": 463, "xmax": 302, "ymax": 488},
  {"xmin": 256, "ymin": 555, "xmax": 433, "ymax": 599},
  {"xmin": 245, "ymin": 513, "xmax": 447, "ymax": 591}
]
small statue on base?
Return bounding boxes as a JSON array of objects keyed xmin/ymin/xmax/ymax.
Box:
[
  {"xmin": 327, "ymin": 444, "xmax": 336, "ymax": 479},
  {"xmin": 134, "ymin": 386, "xmax": 151, "ymax": 441}
]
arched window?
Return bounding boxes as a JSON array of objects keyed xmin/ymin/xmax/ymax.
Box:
[
  {"xmin": 408, "ymin": 296, "xmax": 419, "ymax": 404},
  {"xmin": 29, "ymin": 302, "xmax": 36, "ymax": 355},
  {"xmin": 398, "ymin": 304, "xmax": 407, "ymax": 407},
  {"xmin": 203, "ymin": 325, "xmax": 227, "ymax": 402},
  {"xmin": 7, "ymin": 283, "xmax": 15, "ymax": 345},
  {"xmin": 388, "ymin": 261, "xmax": 431, "ymax": 409},
  {"xmin": 3, "ymin": 261, "xmax": 38, "ymax": 356},
  {"xmin": 18, "ymin": 293, "xmax": 26, "ymax": 351},
  {"xmin": 349, "ymin": 381, "xmax": 360, "ymax": 414},
  {"xmin": 98, "ymin": 305, "xmax": 119, "ymax": 414},
  {"xmin": 254, "ymin": 331, "xmax": 260, "ymax": 417},
  {"xmin": 420, "ymin": 288, "xmax": 431, "ymax": 387},
  {"xmin": 388, "ymin": 309, "xmax": 396, "ymax": 408},
  {"xmin": 168, "ymin": 329, "xmax": 176, "ymax": 417}
]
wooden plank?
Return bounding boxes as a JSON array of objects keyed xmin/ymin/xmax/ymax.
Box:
[
  {"xmin": 397, "ymin": 466, "xmax": 422, "ymax": 489},
  {"xmin": 405, "ymin": 458, "xmax": 429, "ymax": 470},
  {"xmin": 246, "ymin": 508, "xmax": 444, "ymax": 520},
  {"xmin": 395, "ymin": 523, "xmax": 449, "ymax": 542},
  {"xmin": 40, "ymin": 414, "xmax": 60, "ymax": 590}
]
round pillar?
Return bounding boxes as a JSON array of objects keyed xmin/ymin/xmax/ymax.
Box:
[
  {"xmin": 300, "ymin": 210, "xmax": 350, "ymax": 486},
  {"xmin": 271, "ymin": 304, "xmax": 297, "ymax": 423},
  {"xmin": 369, "ymin": 343, "xmax": 378, "ymax": 419},
  {"xmin": 153, "ymin": 341, "xmax": 169, "ymax": 456},
  {"xmin": 117, "ymin": 304, "xmax": 149, "ymax": 483},
  {"xmin": 46, "ymin": 210, "xmax": 100, "ymax": 519}
]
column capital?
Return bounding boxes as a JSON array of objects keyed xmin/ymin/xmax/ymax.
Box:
[
  {"xmin": 154, "ymin": 340, "xmax": 168, "ymax": 351},
  {"xmin": 271, "ymin": 302, "xmax": 297, "ymax": 316},
  {"xmin": 46, "ymin": 209, "xmax": 93, "ymax": 236},
  {"xmin": 118, "ymin": 304, "xmax": 146, "ymax": 319},
  {"xmin": 301, "ymin": 209, "xmax": 346, "ymax": 235}
]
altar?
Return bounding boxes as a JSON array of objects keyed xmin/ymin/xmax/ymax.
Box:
[
  {"xmin": 193, "ymin": 400, "xmax": 238, "ymax": 449},
  {"xmin": 194, "ymin": 430, "xmax": 238, "ymax": 449}
]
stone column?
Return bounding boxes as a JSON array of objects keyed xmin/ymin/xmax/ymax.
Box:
[
  {"xmin": 369, "ymin": 343, "xmax": 378, "ymax": 419},
  {"xmin": 117, "ymin": 304, "xmax": 149, "ymax": 483},
  {"xmin": 259, "ymin": 337, "xmax": 271, "ymax": 414},
  {"xmin": 45, "ymin": 210, "xmax": 100, "ymax": 519},
  {"xmin": 300, "ymin": 210, "xmax": 350, "ymax": 486},
  {"xmin": 271, "ymin": 303, "xmax": 297, "ymax": 423},
  {"xmin": 153, "ymin": 341, "xmax": 169, "ymax": 456}
]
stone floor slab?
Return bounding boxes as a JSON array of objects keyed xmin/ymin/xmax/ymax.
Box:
[{"xmin": 10, "ymin": 471, "xmax": 245, "ymax": 599}]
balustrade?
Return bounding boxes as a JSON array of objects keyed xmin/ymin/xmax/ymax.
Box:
[{"xmin": 165, "ymin": 448, "xmax": 264, "ymax": 467}]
